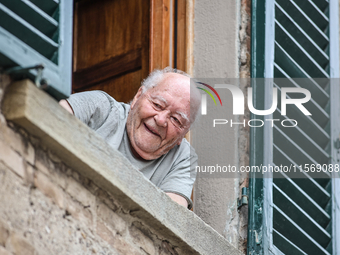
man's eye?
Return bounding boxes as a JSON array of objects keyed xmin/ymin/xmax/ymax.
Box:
[
  {"xmin": 172, "ymin": 117, "xmax": 181, "ymax": 125},
  {"xmin": 153, "ymin": 102, "xmax": 161, "ymax": 108}
]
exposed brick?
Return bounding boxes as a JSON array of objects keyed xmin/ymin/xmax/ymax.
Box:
[
  {"xmin": 66, "ymin": 176, "xmax": 95, "ymax": 208},
  {"xmin": 160, "ymin": 241, "xmax": 179, "ymax": 255},
  {"xmin": 0, "ymin": 140, "xmax": 25, "ymax": 179},
  {"xmin": 35, "ymin": 150, "xmax": 67, "ymax": 190},
  {"xmin": 95, "ymin": 189, "xmax": 119, "ymax": 212},
  {"xmin": 96, "ymin": 220, "xmax": 143, "ymax": 255},
  {"xmin": 0, "ymin": 219, "xmax": 10, "ymax": 246},
  {"xmin": 0, "ymin": 125, "xmax": 34, "ymax": 166},
  {"xmin": 96, "ymin": 203, "xmax": 126, "ymax": 234},
  {"xmin": 114, "ymin": 235, "xmax": 144, "ymax": 255},
  {"xmin": 129, "ymin": 224, "xmax": 156, "ymax": 255},
  {"xmin": 6, "ymin": 234, "xmax": 35, "ymax": 255},
  {"xmin": 0, "ymin": 246, "xmax": 12, "ymax": 255},
  {"xmin": 24, "ymin": 164, "xmax": 35, "ymax": 187},
  {"xmin": 34, "ymin": 149, "xmax": 51, "ymax": 176},
  {"xmin": 96, "ymin": 220, "xmax": 115, "ymax": 246},
  {"xmin": 65, "ymin": 194, "xmax": 93, "ymax": 227},
  {"xmin": 34, "ymin": 171, "xmax": 64, "ymax": 209}
]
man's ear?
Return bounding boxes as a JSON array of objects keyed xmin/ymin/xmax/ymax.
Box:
[{"xmin": 130, "ymin": 87, "xmax": 144, "ymax": 109}]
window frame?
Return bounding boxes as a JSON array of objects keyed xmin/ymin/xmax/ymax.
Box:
[{"xmin": 248, "ymin": 0, "xmax": 340, "ymax": 254}]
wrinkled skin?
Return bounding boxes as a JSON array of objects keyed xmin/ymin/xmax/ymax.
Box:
[{"xmin": 126, "ymin": 73, "xmax": 191, "ymax": 160}]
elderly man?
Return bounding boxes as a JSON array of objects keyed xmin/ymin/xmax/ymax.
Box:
[{"xmin": 59, "ymin": 68, "xmax": 201, "ymax": 209}]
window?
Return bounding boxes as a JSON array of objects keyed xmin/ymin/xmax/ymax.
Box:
[
  {"xmin": 0, "ymin": 0, "xmax": 73, "ymax": 99},
  {"xmin": 248, "ymin": 0, "xmax": 340, "ymax": 254}
]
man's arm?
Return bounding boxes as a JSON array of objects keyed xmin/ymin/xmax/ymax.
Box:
[
  {"xmin": 59, "ymin": 99, "xmax": 74, "ymax": 114},
  {"xmin": 166, "ymin": 192, "xmax": 188, "ymax": 207}
]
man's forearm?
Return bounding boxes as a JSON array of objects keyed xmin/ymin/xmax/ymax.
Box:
[
  {"xmin": 59, "ymin": 99, "xmax": 74, "ymax": 115},
  {"xmin": 166, "ymin": 192, "xmax": 188, "ymax": 208}
]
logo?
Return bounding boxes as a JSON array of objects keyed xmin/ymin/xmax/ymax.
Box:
[
  {"xmin": 197, "ymin": 82, "xmax": 223, "ymax": 115},
  {"xmin": 198, "ymin": 84, "xmax": 311, "ymax": 116},
  {"xmin": 196, "ymin": 83, "xmax": 312, "ymax": 128}
]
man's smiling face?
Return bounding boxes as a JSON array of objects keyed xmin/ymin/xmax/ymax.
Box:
[{"xmin": 126, "ymin": 73, "xmax": 191, "ymax": 160}]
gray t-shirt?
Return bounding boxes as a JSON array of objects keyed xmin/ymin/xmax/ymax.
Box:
[{"xmin": 67, "ymin": 91, "xmax": 197, "ymax": 208}]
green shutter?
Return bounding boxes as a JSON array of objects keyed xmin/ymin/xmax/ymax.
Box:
[
  {"xmin": 0, "ymin": 0, "xmax": 73, "ymax": 99},
  {"xmin": 249, "ymin": 0, "xmax": 339, "ymax": 254}
]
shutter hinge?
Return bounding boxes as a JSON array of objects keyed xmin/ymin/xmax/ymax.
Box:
[
  {"xmin": 237, "ymin": 187, "xmax": 249, "ymax": 209},
  {"xmin": 334, "ymin": 138, "xmax": 340, "ymax": 149},
  {"xmin": 4, "ymin": 64, "xmax": 47, "ymax": 88}
]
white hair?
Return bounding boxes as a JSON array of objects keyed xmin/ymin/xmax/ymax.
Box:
[{"xmin": 141, "ymin": 67, "xmax": 201, "ymax": 126}]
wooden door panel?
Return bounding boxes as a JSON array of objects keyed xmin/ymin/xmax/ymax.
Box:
[
  {"xmin": 79, "ymin": 70, "xmax": 142, "ymax": 103},
  {"xmin": 73, "ymin": 0, "xmax": 149, "ymax": 103},
  {"xmin": 74, "ymin": 0, "xmax": 143, "ymax": 70},
  {"xmin": 72, "ymin": 0, "xmax": 191, "ymax": 103},
  {"xmin": 73, "ymin": 49, "xmax": 141, "ymax": 91}
]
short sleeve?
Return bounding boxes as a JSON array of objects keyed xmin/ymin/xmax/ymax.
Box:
[
  {"xmin": 66, "ymin": 91, "xmax": 114, "ymax": 130},
  {"xmin": 158, "ymin": 140, "xmax": 197, "ymax": 209}
]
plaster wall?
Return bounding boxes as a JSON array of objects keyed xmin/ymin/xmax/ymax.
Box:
[{"xmin": 192, "ymin": 0, "xmax": 250, "ymax": 252}]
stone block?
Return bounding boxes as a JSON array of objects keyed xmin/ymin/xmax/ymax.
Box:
[
  {"xmin": 96, "ymin": 220, "xmax": 115, "ymax": 247},
  {"xmin": 35, "ymin": 150, "xmax": 67, "ymax": 190},
  {"xmin": 6, "ymin": 234, "xmax": 35, "ymax": 255},
  {"xmin": 114, "ymin": 235, "xmax": 143, "ymax": 255},
  {"xmin": 129, "ymin": 224, "xmax": 156, "ymax": 255},
  {"xmin": 96, "ymin": 203, "xmax": 126, "ymax": 234},
  {"xmin": 0, "ymin": 219, "xmax": 10, "ymax": 246},
  {"xmin": 34, "ymin": 171, "xmax": 64, "ymax": 209},
  {"xmin": 0, "ymin": 140, "xmax": 25, "ymax": 179},
  {"xmin": 64, "ymin": 194, "xmax": 93, "ymax": 227},
  {"xmin": 66, "ymin": 177, "xmax": 95, "ymax": 208},
  {"xmin": 24, "ymin": 164, "xmax": 35, "ymax": 186},
  {"xmin": 0, "ymin": 246, "xmax": 12, "ymax": 255},
  {"xmin": 0, "ymin": 125, "xmax": 34, "ymax": 166}
]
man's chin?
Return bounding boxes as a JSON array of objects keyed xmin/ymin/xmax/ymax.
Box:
[
  {"xmin": 134, "ymin": 147, "xmax": 161, "ymax": 160},
  {"xmin": 129, "ymin": 141, "xmax": 158, "ymax": 160}
]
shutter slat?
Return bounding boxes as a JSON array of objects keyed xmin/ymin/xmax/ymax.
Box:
[
  {"xmin": 274, "ymin": 65, "xmax": 329, "ymax": 108},
  {"xmin": 0, "ymin": 3, "xmax": 58, "ymax": 60},
  {"xmin": 274, "ymin": 184, "xmax": 331, "ymax": 247},
  {"xmin": 273, "ymin": 145, "xmax": 331, "ymax": 208},
  {"xmin": 274, "ymin": 80, "xmax": 329, "ymax": 127},
  {"xmin": 273, "ymin": 175, "xmax": 331, "ymax": 227},
  {"xmin": 276, "ymin": 0, "xmax": 329, "ymax": 49},
  {"xmin": 274, "ymin": 111, "xmax": 329, "ymax": 164},
  {"xmin": 312, "ymin": 0, "xmax": 329, "ymax": 13},
  {"xmin": 275, "ymin": 3, "xmax": 329, "ymax": 69},
  {"xmin": 274, "ymin": 126, "xmax": 330, "ymax": 178},
  {"xmin": 273, "ymin": 229, "xmax": 308, "ymax": 255},
  {"xmin": 0, "ymin": 0, "xmax": 58, "ymax": 39},
  {"xmin": 275, "ymin": 22, "xmax": 329, "ymax": 78},
  {"xmin": 273, "ymin": 206, "xmax": 330, "ymax": 255},
  {"xmin": 28, "ymin": 0, "xmax": 59, "ymax": 17},
  {"xmin": 293, "ymin": 0, "xmax": 329, "ymax": 30},
  {"xmin": 293, "ymin": 179, "xmax": 331, "ymax": 209},
  {"xmin": 275, "ymin": 104, "xmax": 330, "ymax": 149}
]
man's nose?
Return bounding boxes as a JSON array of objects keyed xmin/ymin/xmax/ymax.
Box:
[{"xmin": 154, "ymin": 111, "xmax": 169, "ymax": 127}]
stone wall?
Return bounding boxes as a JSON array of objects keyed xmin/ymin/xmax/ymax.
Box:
[
  {"xmin": 193, "ymin": 0, "xmax": 251, "ymax": 253},
  {"xmin": 0, "ymin": 77, "xmax": 244, "ymax": 255},
  {"xmin": 0, "ymin": 78, "xmax": 185, "ymax": 255},
  {"xmin": 0, "ymin": 133, "xmax": 174, "ymax": 255}
]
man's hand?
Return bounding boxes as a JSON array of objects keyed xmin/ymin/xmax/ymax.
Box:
[
  {"xmin": 166, "ymin": 192, "xmax": 188, "ymax": 208},
  {"xmin": 59, "ymin": 99, "xmax": 74, "ymax": 114}
]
